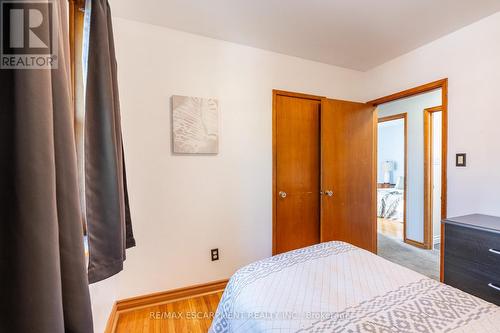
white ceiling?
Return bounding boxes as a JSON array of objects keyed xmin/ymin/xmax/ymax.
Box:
[{"xmin": 108, "ymin": 0, "xmax": 500, "ymax": 71}]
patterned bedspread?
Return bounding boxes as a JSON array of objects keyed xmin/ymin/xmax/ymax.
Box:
[{"xmin": 209, "ymin": 241, "xmax": 500, "ymax": 333}]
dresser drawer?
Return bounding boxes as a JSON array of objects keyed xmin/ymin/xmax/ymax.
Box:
[
  {"xmin": 444, "ymin": 255, "xmax": 500, "ymax": 306},
  {"xmin": 445, "ymin": 223, "xmax": 500, "ymax": 272}
]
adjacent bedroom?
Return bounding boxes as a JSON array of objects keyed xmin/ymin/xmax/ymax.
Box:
[
  {"xmin": 377, "ymin": 118, "xmax": 405, "ymax": 236},
  {"xmin": 376, "ymin": 89, "xmax": 443, "ymax": 281},
  {"xmin": 2, "ymin": 1, "xmax": 500, "ymax": 333}
]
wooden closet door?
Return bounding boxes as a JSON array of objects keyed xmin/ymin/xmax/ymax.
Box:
[
  {"xmin": 274, "ymin": 94, "xmax": 321, "ymax": 254},
  {"xmin": 320, "ymin": 98, "xmax": 377, "ymax": 252}
]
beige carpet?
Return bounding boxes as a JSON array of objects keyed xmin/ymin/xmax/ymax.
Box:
[{"xmin": 377, "ymin": 233, "xmax": 440, "ymax": 281}]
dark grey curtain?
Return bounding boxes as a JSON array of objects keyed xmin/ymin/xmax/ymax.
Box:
[
  {"xmin": 0, "ymin": 1, "xmax": 93, "ymax": 332},
  {"xmin": 86, "ymin": 0, "xmax": 135, "ymax": 284}
]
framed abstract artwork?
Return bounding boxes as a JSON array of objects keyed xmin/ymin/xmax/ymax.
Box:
[{"xmin": 172, "ymin": 95, "xmax": 219, "ymax": 154}]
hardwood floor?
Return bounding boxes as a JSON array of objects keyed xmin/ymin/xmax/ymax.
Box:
[
  {"xmin": 377, "ymin": 217, "xmax": 403, "ymax": 239},
  {"xmin": 115, "ymin": 291, "xmax": 223, "ymax": 333}
]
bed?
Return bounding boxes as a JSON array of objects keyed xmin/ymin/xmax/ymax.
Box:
[
  {"xmin": 209, "ymin": 241, "xmax": 500, "ymax": 333},
  {"xmin": 377, "ymin": 188, "xmax": 404, "ymax": 221}
]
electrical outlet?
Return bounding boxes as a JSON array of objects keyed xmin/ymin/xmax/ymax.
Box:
[{"xmin": 211, "ymin": 248, "xmax": 219, "ymax": 261}]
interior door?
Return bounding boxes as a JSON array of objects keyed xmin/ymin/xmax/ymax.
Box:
[
  {"xmin": 321, "ymin": 98, "xmax": 377, "ymax": 252},
  {"xmin": 275, "ymin": 94, "xmax": 321, "ymax": 254}
]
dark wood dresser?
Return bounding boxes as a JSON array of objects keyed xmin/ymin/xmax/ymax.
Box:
[{"xmin": 444, "ymin": 214, "xmax": 500, "ymax": 305}]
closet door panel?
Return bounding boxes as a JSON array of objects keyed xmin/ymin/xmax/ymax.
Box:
[
  {"xmin": 321, "ymin": 98, "xmax": 377, "ymax": 252},
  {"xmin": 275, "ymin": 95, "xmax": 321, "ymax": 254}
]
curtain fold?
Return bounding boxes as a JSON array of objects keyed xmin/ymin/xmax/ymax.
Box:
[
  {"xmin": 0, "ymin": 1, "xmax": 94, "ymax": 332},
  {"xmin": 85, "ymin": 0, "xmax": 135, "ymax": 284}
]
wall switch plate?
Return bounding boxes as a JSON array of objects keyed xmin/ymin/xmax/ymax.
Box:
[
  {"xmin": 211, "ymin": 248, "xmax": 219, "ymax": 261},
  {"xmin": 456, "ymin": 153, "xmax": 467, "ymax": 167}
]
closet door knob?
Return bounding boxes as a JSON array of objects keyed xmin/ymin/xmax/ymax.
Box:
[
  {"xmin": 278, "ymin": 191, "xmax": 287, "ymax": 199},
  {"xmin": 324, "ymin": 190, "xmax": 334, "ymax": 197}
]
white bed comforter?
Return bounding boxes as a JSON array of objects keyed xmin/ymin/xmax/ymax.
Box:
[
  {"xmin": 210, "ymin": 241, "xmax": 500, "ymax": 333},
  {"xmin": 377, "ymin": 188, "xmax": 404, "ymax": 221}
]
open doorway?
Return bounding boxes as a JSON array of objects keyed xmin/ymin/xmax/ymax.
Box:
[
  {"xmin": 370, "ymin": 80, "xmax": 448, "ymax": 281},
  {"xmin": 424, "ymin": 108, "xmax": 443, "ymax": 250},
  {"xmin": 377, "ymin": 114, "xmax": 406, "ymax": 242}
]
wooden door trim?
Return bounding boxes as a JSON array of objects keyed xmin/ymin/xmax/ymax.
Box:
[
  {"xmin": 423, "ymin": 109, "xmax": 433, "ymax": 250},
  {"xmin": 369, "ymin": 79, "xmax": 448, "ymax": 282},
  {"xmin": 378, "ymin": 113, "xmax": 406, "ymax": 123},
  {"xmin": 368, "ymin": 79, "xmax": 448, "ymax": 106},
  {"xmin": 273, "ymin": 90, "xmax": 324, "ymax": 101},
  {"xmin": 371, "ymin": 107, "xmax": 378, "ymax": 253},
  {"xmin": 378, "ymin": 113, "xmax": 408, "ymax": 245},
  {"xmin": 405, "ymin": 238, "xmax": 428, "ymax": 249},
  {"xmin": 272, "ymin": 90, "xmax": 323, "ymax": 255},
  {"xmin": 423, "ymin": 107, "xmax": 443, "ymax": 250}
]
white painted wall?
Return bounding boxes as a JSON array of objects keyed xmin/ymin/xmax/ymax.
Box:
[
  {"xmin": 90, "ymin": 10, "xmax": 500, "ymax": 333},
  {"xmin": 377, "ymin": 91, "xmax": 442, "ymax": 243},
  {"xmin": 89, "ymin": 17, "xmax": 364, "ymax": 333},
  {"xmin": 363, "ymin": 11, "xmax": 500, "ymax": 221},
  {"xmin": 377, "ymin": 120, "xmax": 405, "ymax": 184}
]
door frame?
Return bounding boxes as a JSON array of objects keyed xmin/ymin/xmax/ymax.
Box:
[
  {"xmin": 423, "ymin": 106, "xmax": 443, "ymax": 249},
  {"xmin": 377, "ymin": 113, "xmax": 408, "ymax": 243},
  {"xmin": 368, "ymin": 78, "xmax": 448, "ymax": 282},
  {"xmin": 272, "ymin": 90, "xmax": 324, "ymax": 255}
]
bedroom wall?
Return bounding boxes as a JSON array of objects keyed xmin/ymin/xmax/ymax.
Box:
[
  {"xmin": 377, "ymin": 91, "xmax": 442, "ymax": 243},
  {"xmin": 377, "ymin": 120, "xmax": 405, "ymax": 184},
  {"xmin": 363, "ymin": 11, "xmax": 500, "ymax": 226},
  {"xmin": 89, "ymin": 17, "xmax": 365, "ymax": 333},
  {"xmin": 89, "ymin": 10, "xmax": 500, "ymax": 332}
]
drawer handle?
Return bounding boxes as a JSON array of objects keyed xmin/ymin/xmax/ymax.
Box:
[
  {"xmin": 488, "ymin": 283, "xmax": 500, "ymax": 292},
  {"xmin": 488, "ymin": 249, "xmax": 500, "ymax": 255}
]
